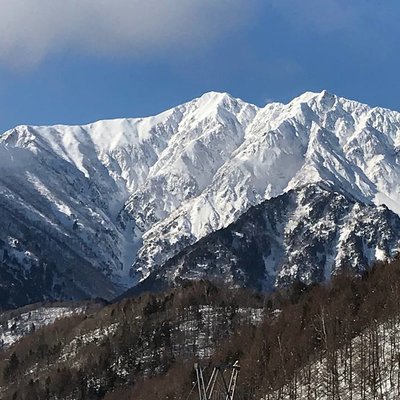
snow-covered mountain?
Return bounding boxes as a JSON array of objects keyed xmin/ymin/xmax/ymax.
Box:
[
  {"xmin": 1, "ymin": 90, "xmax": 400, "ymax": 307},
  {"xmin": 131, "ymin": 183, "xmax": 400, "ymax": 294}
]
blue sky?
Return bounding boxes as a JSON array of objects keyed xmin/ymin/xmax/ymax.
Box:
[{"xmin": 0, "ymin": 0, "xmax": 399, "ymax": 132}]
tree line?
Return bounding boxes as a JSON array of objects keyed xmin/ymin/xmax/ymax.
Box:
[{"xmin": 2, "ymin": 258, "xmax": 400, "ymax": 399}]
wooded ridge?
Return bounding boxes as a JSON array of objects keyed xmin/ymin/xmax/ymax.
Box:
[{"xmin": 1, "ymin": 258, "xmax": 400, "ymax": 399}]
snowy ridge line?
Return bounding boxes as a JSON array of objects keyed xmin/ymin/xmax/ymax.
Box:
[
  {"xmin": 130, "ymin": 90, "xmax": 400, "ymax": 284},
  {"xmin": 1, "ymin": 90, "xmax": 400, "ymax": 304},
  {"xmin": 132, "ymin": 183, "xmax": 400, "ymax": 293}
]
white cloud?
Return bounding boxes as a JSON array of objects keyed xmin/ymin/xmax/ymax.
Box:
[{"xmin": 0, "ymin": 0, "xmax": 258, "ymax": 68}]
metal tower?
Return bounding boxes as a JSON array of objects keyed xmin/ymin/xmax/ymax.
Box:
[{"xmin": 192, "ymin": 361, "xmax": 240, "ymax": 400}]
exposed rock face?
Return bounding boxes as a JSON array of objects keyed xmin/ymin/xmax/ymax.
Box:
[
  {"xmin": 1, "ymin": 90, "xmax": 400, "ymax": 307},
  {"xmin": 129, "ymin": 184, "xmax": 400, "ymax": 293}
]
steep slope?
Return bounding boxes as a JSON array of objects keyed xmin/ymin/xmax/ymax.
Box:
[
  {"xmin": 132, "ymin": 91, "xmax": 400, "ymax": 280},
  {"xmin": 0, "ymin": 92, "xmax": 257, "ymax": 307},
  {"xmin": 1, "ymin": 90, "xmax": 400, "ymax": 307},
  {"xmin": 126, "ymin": 183, "xmax": 400, "ymax": 294}
]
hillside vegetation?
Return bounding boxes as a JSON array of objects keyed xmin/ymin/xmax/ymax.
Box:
[{"xmin": 2, "ymin": 258, "xmax": 400, "ymax": 399}]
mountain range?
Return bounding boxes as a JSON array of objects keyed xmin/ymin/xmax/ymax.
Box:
[{"xmin": 1, "ymin": 90, "xmax": 400, "ymax": 308}]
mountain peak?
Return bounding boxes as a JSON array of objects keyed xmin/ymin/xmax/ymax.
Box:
[
  {"xmin": 1, "ymin": 90, "xmax": 400, "ymax": 307},
  {"xmin": 193, "ymin": 91, "xmax": 242, "ymax": 111},
  {"xmin": 197, "ymin": 90, "xmax": 234, "ymax": 102},
  {"xmin": 289, "ymin": 89, "xmax": 336, "ymax": 106},
  {"xmin": 317, "ymin": 89, "xmax": 337, "ymax": 108}
]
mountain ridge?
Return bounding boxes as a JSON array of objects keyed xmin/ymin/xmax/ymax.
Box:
[
  {"xmin": 1, "ymin": 90, "xmax": 400, "ymax": 307},
  {"xmin": 122, "ymin": 182, "xmax": 400, "ymax": 297}
]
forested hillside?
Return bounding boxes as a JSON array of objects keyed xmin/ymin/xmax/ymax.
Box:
[{"xmin": 2, "ymin": 258, "xmax": 400, "ymax": 399}]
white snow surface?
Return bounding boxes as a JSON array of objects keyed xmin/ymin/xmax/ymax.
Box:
[
  {"xmin": 1, "ymin": 90, "xmax": 400, "ymax": 293},
  {"xmin": 0, "ymin": 306, "xmax": 84, "ymax": 348}
]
